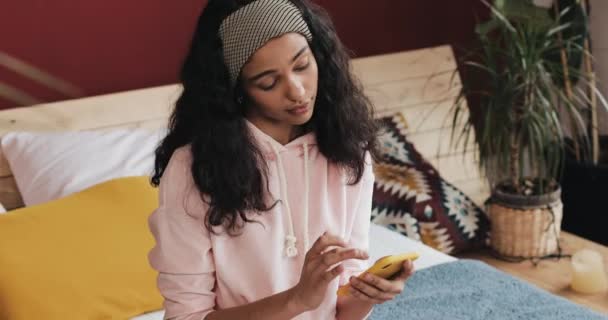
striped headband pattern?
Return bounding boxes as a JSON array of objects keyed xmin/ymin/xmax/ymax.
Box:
[{"xmin": 219, "ymin": 0, "xmax": 313, "ymax": 86}]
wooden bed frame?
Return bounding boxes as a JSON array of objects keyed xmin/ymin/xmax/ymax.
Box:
[{"xmin": 0, "ymin": 44, "xmax": 489, "ymax": 211}]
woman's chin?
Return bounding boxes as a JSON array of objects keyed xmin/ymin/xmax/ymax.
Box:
[{"xmin": 286, "ymin": 108, "xmax": 314, "ymax": 125}]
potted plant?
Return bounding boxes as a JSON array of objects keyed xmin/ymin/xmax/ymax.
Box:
[{"xmin": 450, "ymin": 0, "xmax": 607, "ymax": 257}]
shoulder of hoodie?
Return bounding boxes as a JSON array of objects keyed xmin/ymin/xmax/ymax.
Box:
[{"xmin": 161, "ymin": 145, "xmax": 194, "ymax": 188}]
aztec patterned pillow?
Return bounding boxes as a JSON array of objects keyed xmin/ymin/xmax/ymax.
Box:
[{"xmin": 371, "ymin": 112, "xmax": 490, "ymax": 254}]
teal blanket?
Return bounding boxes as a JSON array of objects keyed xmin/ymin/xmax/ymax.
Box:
[{"xmin": 370, "ymin": 260, "xmax": 607, "ymax": 320}]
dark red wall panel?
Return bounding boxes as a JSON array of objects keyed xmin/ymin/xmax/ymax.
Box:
[{"xmin": 0, "ymin": 0, "xmax": 486, "ymax": 110}]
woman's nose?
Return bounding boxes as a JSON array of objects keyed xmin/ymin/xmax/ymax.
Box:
[{"xmin": 285, "ymin": 76, "xmax": 306, "ymax": 102}]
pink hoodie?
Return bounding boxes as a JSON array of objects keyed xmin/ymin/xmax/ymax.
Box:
[{"xmin": 148, "ymin": 121, "xmax": 374, "ymax": 320}]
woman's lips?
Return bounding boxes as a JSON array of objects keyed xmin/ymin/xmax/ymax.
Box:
[{"xmin": 287, "ymin": 103, "xmax": 309, "ymax": 115}]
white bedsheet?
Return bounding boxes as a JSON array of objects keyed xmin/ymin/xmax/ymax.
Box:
[{"xmin": 132, "ymin": 223, "xmax": 456, "ymax": 320}]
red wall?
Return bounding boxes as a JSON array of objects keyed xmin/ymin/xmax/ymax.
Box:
[{"xmin": 0, "ymin": 0, "xmax": 486, "ymax": 110}]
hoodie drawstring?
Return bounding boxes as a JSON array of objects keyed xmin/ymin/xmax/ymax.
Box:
[
  {"xmin": 303, "ymin": 143, "xmax": 310, "ymax": 251},
  {"xmin": 270, "ymin": 142, "xmax": 310, "ymax": 258}
]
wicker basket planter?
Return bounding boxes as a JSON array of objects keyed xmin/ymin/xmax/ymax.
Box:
[{"xmin": 488, "ymin": 186, "xmax": 563, "ymax": 258}]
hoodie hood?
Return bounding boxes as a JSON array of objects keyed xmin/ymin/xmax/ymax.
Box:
[{"xmin": 245, "ymin": 119, "xmax": 317, "ymax": 157}]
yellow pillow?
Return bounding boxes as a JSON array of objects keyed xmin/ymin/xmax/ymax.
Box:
[{"xmin": 0, "ymin": 176, "xmax": 162, "ymax": 320}]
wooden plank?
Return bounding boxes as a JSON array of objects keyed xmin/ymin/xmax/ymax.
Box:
[
  {"xmin": 0, "ymin": 176, "xmax": 23, "ymax": 210},
  {"xmin": 0, "ymin": 149, "xmax": 10, "ymax": 178},
  {"xmin": 378, "ymin": 99, "xmax": 467, "ymax": 132},
  {"xmin": 352, "ymin": 45, "xmax": 457, "ymax": 85},
  {"xmin": 458, "ymin": 232, "xmax": 608, "ymax": 315},
  {"xmin": 407, "ymin": 123, "xmax": 476, "ymax": 158},
  {"xmin": 91, "ymin": 117, "xmax": 168, "ymax": 131},
  {"xmin": 0, "ymin": 84, "xmax": 179, "ymax": 135},
  {"xmin": 429, "ymin": 151, "xmax": 482, "ymax": 183},
  {"xmin": 366, "ymin": 72, "xmax": 461, "ymax": 113}
]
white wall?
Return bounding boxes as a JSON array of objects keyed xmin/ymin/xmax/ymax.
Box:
[{"xmin": 590, "ymin": 0, "xmax": 608, "ymax": 134}]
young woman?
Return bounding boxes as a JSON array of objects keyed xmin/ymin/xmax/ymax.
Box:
[{"xmin": 148, "ymin": 0, "xmax": 415, "ymax": 319}]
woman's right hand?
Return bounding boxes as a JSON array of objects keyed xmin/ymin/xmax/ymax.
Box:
[{"xmin": 290, "ymin": 232, "xmax": 369, "ymax": 311}]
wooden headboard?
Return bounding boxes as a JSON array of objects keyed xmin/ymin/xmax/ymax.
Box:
[{"xmin": 0, "ymin": 45, "xmax": 489, "ymax": 211}]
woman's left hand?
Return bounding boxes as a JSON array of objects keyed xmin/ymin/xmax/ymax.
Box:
[{"xmin": 347, "ymin": 259, "xmax": 415, "ymax": 304}]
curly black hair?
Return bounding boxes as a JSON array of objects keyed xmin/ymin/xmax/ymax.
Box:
[{"xmin": 151, "ymin": 0, "xmax": 379, "ymax": 234}]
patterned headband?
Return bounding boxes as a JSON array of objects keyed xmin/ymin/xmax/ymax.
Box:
[{"xmin": 218, "ymin": 0, "xmax": 313, "ymax": 86}]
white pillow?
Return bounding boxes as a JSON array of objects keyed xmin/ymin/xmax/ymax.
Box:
[
  {"xmin": 0, "ymin": 128, "xmax": 165, "ymax": 206},
  {"xmin": 0, "ymin": 202, "xmax": 5, "ymax": 214}
]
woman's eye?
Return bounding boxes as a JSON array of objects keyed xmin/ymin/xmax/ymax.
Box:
[
  {"xmin": 259, "ymin": 80, "xmax": 277, "ymax": 91},
  {"xmin": 294, "ymin": 62, "xmax": 310, "ymax": 72}
]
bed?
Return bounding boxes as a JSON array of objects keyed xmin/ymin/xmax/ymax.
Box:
[{"xmin": 1, "ymin": 45, "xmax": 604, "ymax": 320}]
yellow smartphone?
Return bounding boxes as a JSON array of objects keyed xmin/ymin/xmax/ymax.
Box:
[{"xmin": 337, "ymin": 252, "xmax": 420, "ymax": 296}]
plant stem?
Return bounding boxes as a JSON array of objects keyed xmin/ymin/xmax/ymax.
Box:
[
  {"xmin": 581, "ymin": 0, "xmax": 599, "ymax": 165},
  {"xmin": 510, "ymin": 132, "xmax": 521, "ymax": 194},
  {"xmin": 554, "ymin": 1, "xmax": 580, "ymax": 161},
  {"xmin": 510, "ymin": 97, "xmax": 523, "ymax": 194}
]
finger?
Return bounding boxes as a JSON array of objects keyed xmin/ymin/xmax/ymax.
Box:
[
  {"xmin": 394, "ymin": 260, "xmax": 415, "ymax": 281},
  {"xmin": 348, "ymin": 285, "xmax": 387, "ymax": 304},
  {"xmin": 350, "ymin": 276, "xmax": 394, "ymax": 300},
  {"xmin": 319, "ymin": 248, "xmax": 369, "ymax": 270},
  {"xmin": 308, "ymin": 247, "xmax": 339, "ymax": 272},
  {"xmin": 308, "ymin": 232, "xmax": 347, "ymax": 258},
  {"xmin": 321, "ymin": 263, "xmax": 344, "ymax": 283},
  {"xmin": 358, "ymin": 273, "xmax": 402, "ymax": 294},
  {"xmin": 311, "ymin": 248, "xmax": 361, "ymax": 275}
]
